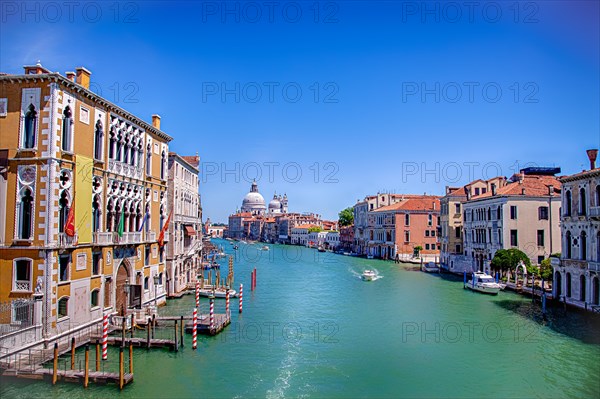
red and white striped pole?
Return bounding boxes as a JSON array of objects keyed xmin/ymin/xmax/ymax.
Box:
[
  {"xmin": 225, "ymin": 290, "xmax": 230, "ymax": 319},
  {"xmin": 195, "ymin": 281, "xmax": 200, "ymax": 308},
  {"xmin": 192, "ymin": 308, "xmax": 197, "ymax": 350},
  {"xmin": 239, "ymin": 283, "xmax": 243, "ymax": 313},
  {"xmin": 209, "ymin": 298, "xmax": 214, "ymax": 332},
  {"xmin": 102, "ymin": 313, "xmax": 108, "ymax": 360}
]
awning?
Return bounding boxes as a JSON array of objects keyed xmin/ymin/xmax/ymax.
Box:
[{"xmin": 184, "ymin": 225, "xmax": 196, "ymax": 236}]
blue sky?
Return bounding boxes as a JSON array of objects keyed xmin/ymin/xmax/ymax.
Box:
[{"xmin": 2, "ymin": 1, "xmax": 599, "ymax": 222}]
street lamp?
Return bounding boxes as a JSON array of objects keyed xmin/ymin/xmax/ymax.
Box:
[{"xmin": 153, "ymin": 274, "xmax": 160, "ymax": 310}]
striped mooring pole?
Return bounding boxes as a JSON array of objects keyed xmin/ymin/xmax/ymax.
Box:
[
  {"xmin": 192, "ymin": 308, "xmax": 198, "ymax": 350},
  {"xmin": 195, "ymin": 281, "xmax": 200, "ymax": 308},
  {"xmin": 225, "ymin": 289, "xmax": 230, "ymax": 319},
  {"xmin": 102, "ymin": 313, "xmax": 108, "ymax": 360},
  {"xmin": 239, "ymin": 283, "xmax": 243, "ymax": 313},
  {"xmin": 209, "ymin": 297, "xmax": 215, "ymax": 332}
]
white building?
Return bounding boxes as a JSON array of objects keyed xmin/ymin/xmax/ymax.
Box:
[
  {"xmin": 462, "ymin": 169, "xmax": 561, "ymax": 274},
  {"xmin": 166, "ymin": 153, "xmax": 202, "ymax": 296},
  {"xmin": 325, "ymin": 231, "xmax": 340, "ymax": 249},
  {"xmin": 553, "ymin": 150, "xmax": 600, "ymax": 310},
  {"xmin": 308, "ymin": 231, "xmax": 328, "ymax": 248},
  {"xmin": 291, "ymin": 224, "xmax": 314, "ymax": 246}
]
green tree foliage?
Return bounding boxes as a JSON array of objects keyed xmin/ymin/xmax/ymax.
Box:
[
  {"xmin": 491, "ymin": 248, "xmax": 531, "ymax": 272},
  {"xmin": 338, "ymin": 207, "xmax": 354, "ymax": 227},
  {"xmin": 308, "ymin": 226, "xmax": 322, "ymax": 233}
]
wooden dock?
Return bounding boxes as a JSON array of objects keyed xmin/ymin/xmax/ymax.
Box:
[
  {"xmin": 92, "ymin": 336, "xmax": 178, "ymax": 351},
  {"xmin": 184, "ymin": 314, "xmax": 230, "ymax": 336},
  {"xmin": 1, "ymin": 367, "xmax": 133, "ymax": 386}
]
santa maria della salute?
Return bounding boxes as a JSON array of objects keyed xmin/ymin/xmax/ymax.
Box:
[{"xmin": 240, "ymin": 180, "xmax": 288, "ymax": 216}]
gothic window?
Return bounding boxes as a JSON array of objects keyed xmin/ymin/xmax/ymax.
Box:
[
  {"xmin": 94, "ymin": 120, "xmax": 103, "ymax": 160},
  {"xmin": 145, "ymin": 203, "xmax": 151, "ymax": 232},
  {"xmin": 581, "ymin": 231, "xmax": 587, "ymax": 260},
  {"xmin": 61, "ymin": 106, "xmax": 73, "ymax": 152},
  {"xmin": 160, "ymin": 151, "xmax": 166, "ymax": 180},
  {"xmin": 23, "ymin": 104, "xmax": 37, "ymax": 148},
  {"xmin": 58, "ymin": 190, "xmax": 70, "ymax": 233},
  {"xmin": 109, "ymin": 126, "xmax": 116, "ymax": 159},
  {"xmin": 116, "ymin": 132, "xmax": 123, "ymax": 162},
  {"xmin": 146, "ymin": 143, "xmax": 152, "ymax": 175},
  {"xmin": 565, "ymin": 231, "xmax": 572, "ymax": 259},
  {"xmin": 579, "ymin": 188, "xmax": 587, "ymax": 215},
  {"xmin": 92, "ymin": 194, "xmax": 101, "ymax": 232},
  {"xmin": 18, "ymin": 188, "xmax": 34, "ymax": 239},
  {"xmin": 565, "ymin": 191, "xmax": 572, "ymax": 216},
  {"xmin": 106, "ymin": 198, "xmax": 114, "ymax": 232}
]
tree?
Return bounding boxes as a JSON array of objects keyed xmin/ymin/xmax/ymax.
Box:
[
  {"xmin": 308, "ymin": 226, "xmax": 322, "ymax": 233},
  {"xmin": 338, "ymin": 207, "xmax": 354, "ymax": 227},
  {"xmin": 413, "ymin": 245, "xmax": 423, "ymax": 257},
  {"xmin": 490, "ymin": 248, "xmax": 531, "ymax": 277}
]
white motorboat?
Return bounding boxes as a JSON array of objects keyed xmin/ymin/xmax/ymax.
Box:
[
  {"xmin": 465, "ymin": 272, "xmax": 501, "ymax": 295},
  {"xmin": 261, "ymin": 246, "xmax": 270, "ymax": 251},
  {"xmin": 422, "ymin": 262, "xmax": 440, "ymax": 273},
  {"xmin": 362, "ymin": 270, "xmax": 377, "ymax": 281},
  {"xmin": 367, "ymin": 255, "xmax": 374, "ymax": 259}
]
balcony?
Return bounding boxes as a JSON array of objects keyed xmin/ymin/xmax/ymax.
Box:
[
  {"xmin": 93, "ymin": 232, "xmax": 113, "ymax": 245},
  {"xmin": 146, "ymin": 231, "xmax": 156, "ymax": 242},
  {"xmin": 114, "ymin": 232, "xmax": 142, "ymax": 245},
  {"xmin": 58, "ymin": 233, "xmax": 78, "ymax": 247},
  {"xmin": 590, "ymin": 207, "xmax": 600, "ymax": 220},
  {"xmin": 589, "ymin": 261, "xmax": 600, "ymax": 272},
  {"xmin": 13, "ymin": 280, "xmax": 31, "ymax": 292}
]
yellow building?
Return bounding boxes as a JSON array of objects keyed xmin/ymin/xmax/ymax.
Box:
[{"xmin": 0, "ymin": 63, "xmax": 172, "ymax": 347}]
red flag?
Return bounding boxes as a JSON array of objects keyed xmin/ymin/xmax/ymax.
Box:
[
  {"xmin": 64, "ymin": 200, "xmax": 76, "ymax": 237},
  {"xmin": 157, "ymin": 210, "xmax": 172, "ymax": 247}
]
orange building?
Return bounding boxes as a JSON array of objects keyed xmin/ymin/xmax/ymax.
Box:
[
  {"xmin": 0, "ymin": 63, "xmax": 172, "ymax": 348},
  {"xmin": 367, "ymin": 195, "xmax": 441, "ymax": 262}
]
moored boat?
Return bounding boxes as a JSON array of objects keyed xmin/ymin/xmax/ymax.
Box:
[
  {"xmin": 422, "ymin": 262, "xmax": 440, "ymax": 273},
  {"xmin": 465, "ymin": 271, "xmax": 502, "ymax": 295},
  {"xmin": 197, "ymin": 286, "xmax": 237, "ymax": 298}
]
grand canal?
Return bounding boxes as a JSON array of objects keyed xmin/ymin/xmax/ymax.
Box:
[{"xmin": 2, "ymin": 239, "xmax": 599, "ymax": 398}]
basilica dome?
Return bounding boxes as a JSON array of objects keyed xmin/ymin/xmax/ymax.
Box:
[
  {"xmin": 268, "ymin": 195, "xmax": 281, "ymax": 213},
  {"xmin": 241, "ymin": 180, "xmax": 266, "ymax": 214}
]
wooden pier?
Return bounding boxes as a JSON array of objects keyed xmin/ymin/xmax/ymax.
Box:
[
  {"xmin": 1, "ymin": 366, "xmax": 133, "ymax": 385},
  {"xmin": 184, "ymin": 314, "xmax": 230, "ymax": 336}
]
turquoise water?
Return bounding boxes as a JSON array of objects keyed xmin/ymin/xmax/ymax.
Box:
[{"xmin": 2, "ymin": 238, "xmax": 599, "ymax": 398}]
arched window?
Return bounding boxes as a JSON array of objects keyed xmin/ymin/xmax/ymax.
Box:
[
  {"xmin": 579, "ymin": 188, "xmax": 587, "ymax": 215},
  {"xmin": 23, "ymin": 104, "xmax": 37, "ymax": 148},
  {"xmin": 94, "ymin": 120, "xmax": 103, "ymax": 160},
  {"xmin": 580, "ymin": 231, "xmax": 587, "ymax": 260},
  {"xmin": 597, "ymin": 232, "xmax": 600, "ymax": 262},
  {"xmin": 91, "ymin": 289, "xmax": 100, "ymax": 308},
  {"xmin": 145, "ymin": 203, "xmax": 151, "ymax": 233},
  {"xmin": 58, "ymin": 297, "xmax": 69, "ymax": 318},
  {"xmin": 496, "ymin": 206, "xmax": 501, "ymax": 220},
  {"xmin": 596, "ymin": 185, "xmax": 600, "ymax": 207},
  {"xmin": 106, "ymin": 198, "xmax": 114, "ymax": 232},
  {"xmin": 58, "ymin": 191, "xmax": 70, "ymax": 233},
  {"xmin": 565, "ymin": 191, "xmax": 572, "ymax": 216},
  {"xmin": 92, "ymin": 195, "xmax": 101, "ymax": 232},
  {"xmin": 566, "ymin": 272, "xmax": 572, "ymax": 298},
  {"xmin": 61, "ymin": 106, "xmax": 73, "ymax": 152},
  {"xmin": 580, "ymin": 275, "xmax": 586, "ymax": 302},
  {"xmin": 555, "ymin": 271, "xmax": 562, "ymax": 297},
  {"xmin": 487, "ymin": 208, "xmax": 491, "ymax": 220},
  {"xmin": 146, "ymin": 144, "xmax": 152, "ymax": 175},
  {"xmin": 565, "ymin": 231, "xmax": 572, "ymax": 259},
  {"xmin": 144, "ymin": 276, "xmax": 149, "ymax": 290},
  {"xmin": 160, "ymin": 151, "xmax": 166, "ymax": 180},
  {"xmin": 19, "ymin": 188, "xmax": 34, "ymax": 239},
  {"xmin": 109, "ymin": 127, "xmax": 116, "ymax": 159}
]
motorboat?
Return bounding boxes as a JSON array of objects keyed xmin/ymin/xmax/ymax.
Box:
[
  {"xmin": 422, "ymin": 262, "xmax": 440, "ymax": 273},
  {"xmin": 367, "ymin": 254, "xmax": 374, "ymax": 259},
  {"xmin": 261, "ymin": 246, "xmax": 270, "ymax": 251},
  {"xmin": 197, "ymin": 286, "xmax": 237, "ymax": 298},
  {"xmin": 465, "ymin": 271, "xmax": 502, "ymax": 295},
  {"xmin": 362, "ymin": 270, "xmax": 377, "ymax": 281},
  {"xmin": 318, "ymin": 246, "xmax": 326, "ymax": 252}
]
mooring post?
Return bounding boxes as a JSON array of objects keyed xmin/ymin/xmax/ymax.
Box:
[
  {"xmin": 119, "ymin": 347, "xmax": 124, "ymax": 390},
  {"xmin": 52, "ymin": 342, "xmax": 58, "ymax": 385},
  {"xmin": 174, "ymin": 320, "xmax": 179, "ymax": 352},
  {"xmin": 129, "ymin": 342, "xmax": 134, "ymax": 374},
  {"xmin": 147, "ymin": 318, "xmax": 151, "ymax": 349},
  {"xmin": 532, "ymin": 275, "xmax": 535, "ymax": 302},
  {"xmin": 180, "ymin": 316, "xmax": 184, "ymax": 347},
  {"xmin": 95, "ymin": 340, "xmax": 100, "ymax": 371},
  {"xmin": 152, "ymin": 314, "xmax": 156, "ymax": 339},
  {"xmin": 84, "ymin": 344, "xmax": 90, "ymax": 388},
  {"xmin": 131, "ymin": 314, "xmax": 135, "ymax": 338},
  {"xmin": 121, "ymin": 317, "xmax": 126, "ymax": 347},
  {"xmin": 70, "ymin": 337, "xmax": 76, "ymax": 370}
]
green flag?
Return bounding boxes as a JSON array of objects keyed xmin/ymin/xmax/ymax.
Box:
[{"xmin": 117, "ymin": 211, "xmax": 124, "ymax": 237}]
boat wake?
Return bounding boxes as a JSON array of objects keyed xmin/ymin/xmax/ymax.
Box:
[{"xmin": 349, "ymin": 268, "xmax": 383, "ymax": 281}]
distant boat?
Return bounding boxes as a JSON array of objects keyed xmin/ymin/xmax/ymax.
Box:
[
  {"xmin": 465, "ymin": 272, "xmax": 502, "ymax": 295},
  {"xmin": 367, "ymin": 254, "xmax": 374, "ymax": 259},
  {"xmin": 197, "ymin": 287, "xmax": 237, "ymax": 298},
  {"xmin": 362, "ymin": 270, "xmax": 377, "ymax": 281},
  {"xmin": 233, "ymin": 245, "xmax": 239, "ymax": 250},
  {"xmin": 261, "ymin": 245, "xmax": 270, "ymax": 251},
  {"xmin": 422, "ymin": 262, "xmax": 440, "ymax": 273},
  {"xmin": 318, "ymin": 246, "xmax": 326, "ymax": 252}
]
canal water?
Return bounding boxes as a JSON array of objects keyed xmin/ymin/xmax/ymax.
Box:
[{"xmin": 2, "ymin": 239, "xmax": 599, "ymax": 398}]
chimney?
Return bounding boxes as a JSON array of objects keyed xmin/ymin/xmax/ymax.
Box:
[
  {"xmin": 548, "ymin": 185, "xmax": 554, "ymax": 196},
  {"xmin": 152, "ymin": 114, "xmax": 161, "ymax": 129},
  {"xmin": 521, "ymin": 188, "xmax": 526, "ymax": 195},
  {"xmin": 466, "ymin": 190, "xmax": 471, "ymax": 201},
  {"xmin": 491, "ymin": 183, "xmax": 497, "ymax": 196},
  {"xmin": 23, "ymin": 60, "xmax": 50, "ymax": 75},
  {"xmin": 587, "ymin": 149, "xmax": 598, "ymax": 170},
  {"xmin": 66, "ymin": 71, "xmax": 76, "ymax": 82},
  {"xmin": 75, "ymin": 67, "xmax": 91, "ymax": 89}
]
